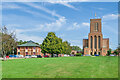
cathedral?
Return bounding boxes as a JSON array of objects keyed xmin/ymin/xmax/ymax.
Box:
[{"xmin": 83, "ymin": 16, "xmax": 109, "ymax": 56}]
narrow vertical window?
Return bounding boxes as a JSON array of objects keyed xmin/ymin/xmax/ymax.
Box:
[
  {"xmin": 94, "ymin": 23, "xmax": 98, "ymax": 31},
  {"xmin": 91, "ymin": 36, "xmax": 92, "ymax": 49},
  {"xmin": 94, "ymin": 36, "xmax": 97, "ymax": 49},
  {"xmin": 98, "ymin": 36, "xmax": 100, "ymax": 49}
]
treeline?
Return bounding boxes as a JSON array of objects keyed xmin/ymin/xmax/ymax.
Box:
[{"xmin": 0, "ymin": 26, "xmax": 82, "ymax": 59}]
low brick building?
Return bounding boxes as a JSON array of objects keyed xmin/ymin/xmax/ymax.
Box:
[
  {"xmin": 17, "ymin": 41, "xmax": 43, "ymax": 56},
  {"xmin": 83, "ymin": 18, "xmax": 109, "ymax": 56}
]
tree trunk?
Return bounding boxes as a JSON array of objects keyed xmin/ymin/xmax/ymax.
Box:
[
  {"xmin": 3, "ymin": 51, "xmax": 6, "ymax": 61},
  {"xmin": 51, "ymin": 53, "xmax": 54, "ymax": 57}
]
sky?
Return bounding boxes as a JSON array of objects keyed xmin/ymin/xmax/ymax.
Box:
[{"xmin": 2, "ymin": 2, "xmax": 118, "ymax": 50}]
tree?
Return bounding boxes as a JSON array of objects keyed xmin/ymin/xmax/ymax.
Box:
[
  {"xmin": 71, "ymin": 46, "xmax": 81, "ymax": 51},
  {"xmin": 62, "ymin": 41, "xmax": 72, "ymax": 55},
  {"xmin": 116, "ymin": 44, "xmax": 120, "ymax": 56},
  {"xmin": 114, "ymin": 50, "xmax": 118, "ymax": 56},
  {"xmin": 41, "ymin": 32, "xmax": 63, "ymax": 57},
  {"xmin": 107, "ymin": 49, "xmax": 112, "ymax": 56},
  {"xmin": 17, "ymin": 40, "xmax": 27, "ymax": 45},
  {"xmin": 1, "ymin": 26, "xmax": 17, "ymax": 60}
]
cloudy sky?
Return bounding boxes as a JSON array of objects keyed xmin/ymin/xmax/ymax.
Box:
[{"xmin": 2, "ymin": 2, "xmax": 118, "ymax": 50}]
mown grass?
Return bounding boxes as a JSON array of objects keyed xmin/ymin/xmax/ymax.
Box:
[
  {"xmin": 0, "ymin": 60, "xmax": 2, "ymax": 80},
  {"xmin": 2, "ymin": 56, "xmax": 118, "ymax": 78}
]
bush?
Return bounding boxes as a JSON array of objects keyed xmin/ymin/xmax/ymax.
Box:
[
  {"xmin": 76, "ymin": 53, "xmax": 82, "ymax": 56},
  {"xmin": 114, "ymin": 50, "xmax": 118, "ymax": 55}
]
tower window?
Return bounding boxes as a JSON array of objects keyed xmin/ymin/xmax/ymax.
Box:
[
  {"xmin": 98, "ymin": 36, "xmax": 100, "ymax": 49},
  {"xmin": 94, "ymin": 23, "xmax": 98, "ymax": 31},
  {"xmin": 91, "ymin": 36, "xmax": 92, "ymax": 49},
  {"xmin": 94, "ymin": 36, "xmax": 97, "ymax": 49}
]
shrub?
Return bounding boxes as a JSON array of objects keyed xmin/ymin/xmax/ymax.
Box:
[
  {"xmin": 76, "ymin": 53, "xmax": 82, "ymax": 56},
  {"xmin": 114, "ymin": 50, "xmax": 118, "ymax": 55}
]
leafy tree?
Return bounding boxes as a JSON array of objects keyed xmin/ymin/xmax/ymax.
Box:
[
  {"xmin": 41, "ymin": 32, "xmax": 72, "ymax": 57},
  {"xmin": 115, "ymin": 44, "xmax": 120, "ymax": 56},
  {"xmin": 62, "ymin": 41, "xmax": 72, "ymax": 55},
  {"xmin": 76, "ymin": 53, "xmax": 82, "ymax": 56},
  {"xmin": 71, "ymin": 46, "xmax": 81, "ymax": 51},
  {"xmin": 41, "ymin": 32, "xmax": 63, "ymax": 57},
  {"xmin": 107, "ymin": 49, "xmax": 112, "ymax": 56},
  {"xmin": 17, "ymin": 40, "xmax": 39, "ymax": 45},
  {"xmin": 114, "ymin": 50, "xmax": 118, "ymax": 56},
  {"xmin": 17, "ymin": 40, "xmax": 27, "ymax": 45},
  {"xmin": 1, "ymin": 26, "xmax": 17, "ymax": 60}
]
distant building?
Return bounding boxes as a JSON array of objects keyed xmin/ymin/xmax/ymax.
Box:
[
  {"xmin": 71, "ymin": 50, "xmax": 77, "ymax": 55},
  {"xmin": 17, "ymin": 41, "xmax": 43, "ymax": 56},
  {"xmin": 83, "ymin": 17, "xmax": 109, "ymax": 56}
]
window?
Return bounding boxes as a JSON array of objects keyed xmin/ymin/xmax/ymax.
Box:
[
  {"xmin": 94, "ymin": 36, "xmax": 97, "ymax": 49},
  {"xmin": 91, "ymin": 36, "xmax": 92, "ymax": 49},
  {"xmin": 18, "ymin": 52, "xmax": 20, "ymax": 55},
  {"xmin": 26, "ymin": 52, "xmax": 28, "ymax": 55},
  {"xmin": 33, "ymin": 52, "xmax": 35, "ymax": 55},
  {"xmin": 94, "ymin": 23, "xmax": 98, "ymax": 31},
  {"xmin": 103, "ymin": 50, "xmax": 106, "ymax": 53},
  {"xmin": 98, "ymin": 36, "xmax": 100, "ymax": 49}
]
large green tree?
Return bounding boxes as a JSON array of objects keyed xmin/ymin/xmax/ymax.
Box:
[
  {"xmin": 41, "ymin": 32, "xmax": 72, "ymax": 57},
  {"xmin": 41, "ymin": 32, "xmax": 63, "ymax": 57}
]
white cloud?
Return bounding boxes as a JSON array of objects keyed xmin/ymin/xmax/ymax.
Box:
[
  {"xmin": 50, "ymin": 2, "xmax": 78, "ymax": 10},
  {"xmin": 15, "ymin": 16, "xmax": 66, "ymax": 33},
  {"xmin": 67, "ymin": 22, "xmax": 80, "ymax": 30},
  {"xmin": 24, "ymin": 2, "xmax": 62, "ymax": 18},
  {"xmin": 82, "ymin": 22, "xmax": 90, "ymax": 26},
  {"xmin": 16, "ymin": 34, "xmax": 44, "ymax": 44},
  {"xmin": 15, "ymin": 17, "xmax": 66, "ymax": 43},
  {"xmin": 67, "ymin": 22, "xmax": 89, "ymax": 30},
  {"xmin": 68, "ymin": 39, "xmax": 82, "ymax": 48},
  {"xmin": 2, "ymin": 3, "xmax": 55, "ymax": 21},
  {"xmin": 102, "ymin": 14, "xmax": 118, "ymax": 21},
  {"xmin": 38, "ymin": 16, "xmax": 66, "ymax": 31}
]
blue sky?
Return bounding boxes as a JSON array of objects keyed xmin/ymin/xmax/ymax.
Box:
[{"xmin": 2, "ymin": 2, "xmax": 118, "ymax": 50}]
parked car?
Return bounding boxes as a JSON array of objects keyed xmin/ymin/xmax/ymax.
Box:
[
  {"xmin": 64, "ymin": 54, "xmax": 70, "ymax": 57},
  {"xmin": 18, "ymin": 55, "xmax": 24, "ymax": 58},
  {"xmin": 85, "ymin": 54, "xmax": 91, "ymax": 56},
  {"xmin": 110, "ymin": 54, "xmax": 115, "ymax": 56},
  {"xmin": 14, "ymin": 55, "xmax": 19, "ymax": 58},
  {"xmin": 29, "ymin": 55, "xmax": 32, "ymax": 58},
  {"xmin": 31, "ymin": 55, "xmax": 37, "ymax": 58},
  {"xmin": 94, "ymin": 54, "xmax": 99, "ymax": 56},
  {"xmin": 70, "ymin": 54, "xmax": 75, "ymax": 56},
  {"xmin": 9, "ymin": 55, "xmax": 14, "ymax": 58},
  {"xmin": 25, "ymin": 55, "xmax": 30, "ymax": 58},
  {"xmin": 44, "ymin": 55, "xmax": 49, "ymax": 58},
  {"xmin": 37, "ymin": 55, "xmax": 42, "ymax": 58},
  {"xmin": 6, "ymin": 56, "xmax": 9, "ymax": 58},
  {"xmin": 54, "ymin": 54, "xmax": 57, "ymax": 57}
]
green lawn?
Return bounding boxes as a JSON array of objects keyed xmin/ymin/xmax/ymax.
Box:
[
  {"xmin": 0, "ymin": 60, "xmax": 2, "ymax": 80},
  {"xmin": 2, "ymin": 56, "xmax": 118, "ymax": 78}
]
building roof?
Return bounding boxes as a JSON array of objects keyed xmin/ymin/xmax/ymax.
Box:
[{"xmin": 17, "ymin": 41, "xmax": 40, "ymax": 47}]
